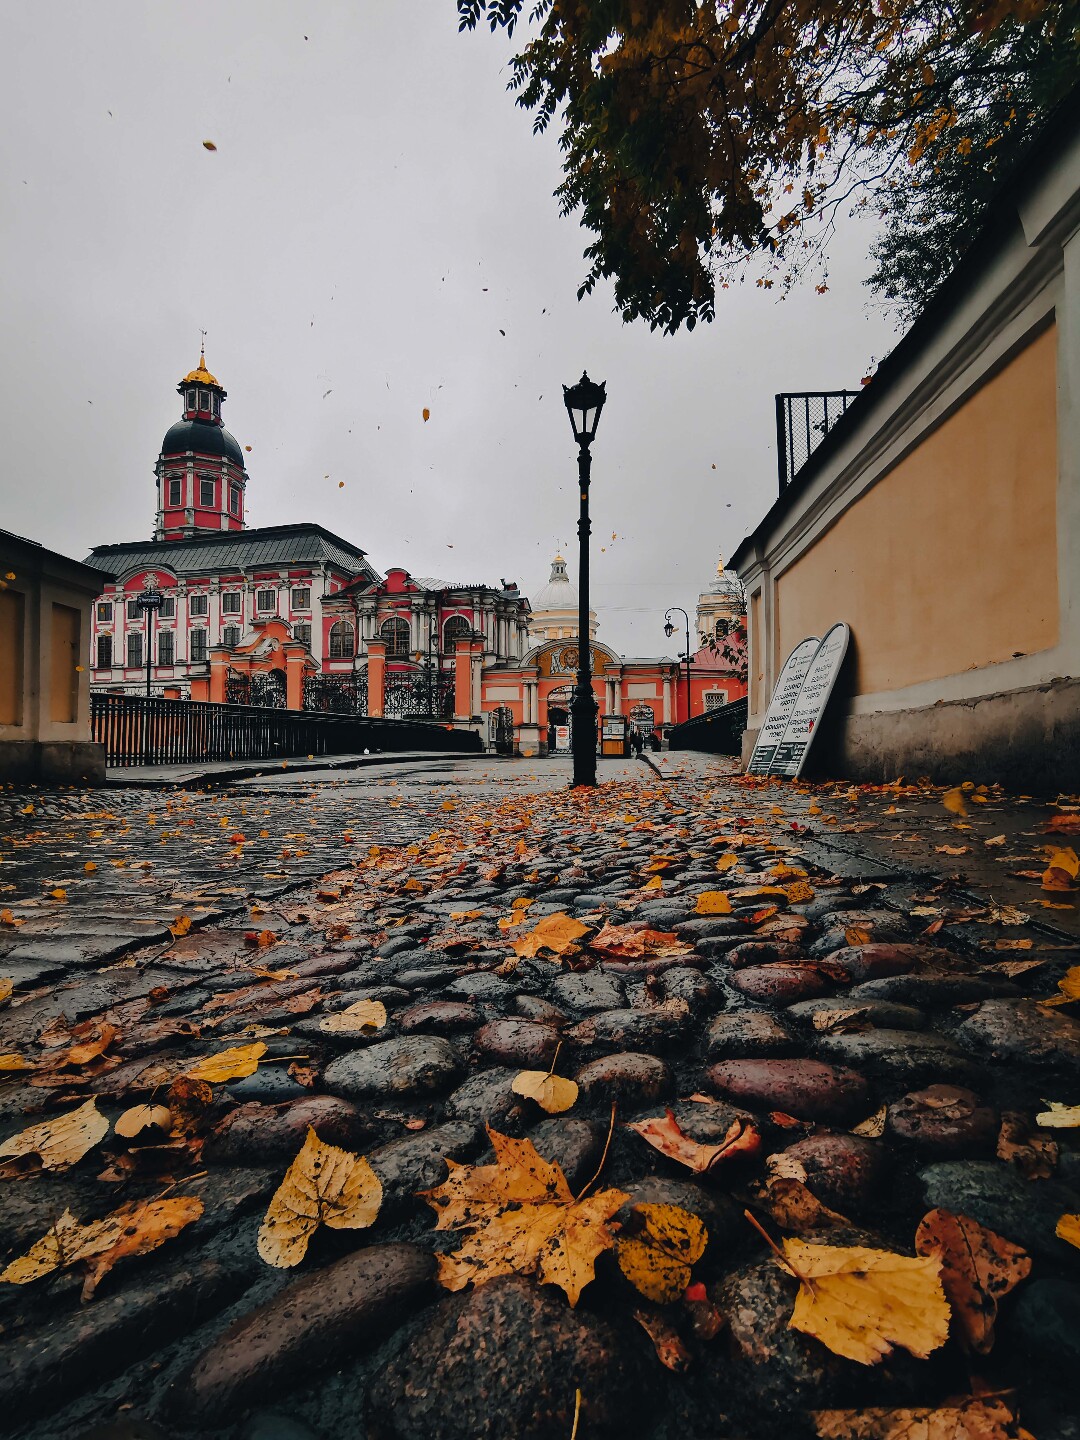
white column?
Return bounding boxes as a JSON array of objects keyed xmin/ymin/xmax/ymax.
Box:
[{"xmin": 663, "ymin": 674, "xmax": 672, "ymax": 725}]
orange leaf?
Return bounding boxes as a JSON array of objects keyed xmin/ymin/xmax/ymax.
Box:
[
  {"xmin": 626, "ymin": 1110, "xmax": 760, "ymax": 1173},
  {"xmin": 914, "ymin": 1208, "xmax": 1031, "ymax": 1353}
]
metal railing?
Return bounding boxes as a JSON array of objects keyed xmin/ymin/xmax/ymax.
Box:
[
  {"xmin": 775, "ymin": 392, "xmax": 860, "ymax": 492},
  {"xmin": 303, "ymin": 673, "xmax": 369, "ymax": 715},
  {"xmin": 90, "ymin": 692, "xmax": 480, "ymax": 768},
  {"xmin": 667, "ymin": 696, "xmax": 748, "ymax": 755}
]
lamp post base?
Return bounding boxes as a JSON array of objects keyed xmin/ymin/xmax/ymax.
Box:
[{"xmin": 570, "ymin": 683, "xmax": 598, "ymax": 788}]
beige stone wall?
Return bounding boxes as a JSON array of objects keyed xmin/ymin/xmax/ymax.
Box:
[{"xmin": 775, "ymin": 325, "xmax": 1059, "ymax": 695}]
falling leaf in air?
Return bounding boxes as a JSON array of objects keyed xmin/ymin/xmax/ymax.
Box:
[
  {"xmin": 202, "ymin": 139, "xmax": 217, "ymax": 150},
  {"xmin": 627, "ymin": 1110, "xmax": 761, "ymax": 1173},
  {"xmin": 513, "ymin": 912, "xmax": 590, "ymax": 959},
  {"xmin": 1036, "ymin": 1101, "xmax": 1080, "ymax": 1128},
  {"xmin": 320, "ymin": 999, "xmax": 387, "ymax": 1034},
  {"xmin": 913, "ymin": 1208, "xmax": 1030, "ymax": 1353},
  {"xmin": 422, "ymin": 408, "xmax": 430, "ymax": 421},
  {"xmin": 0, "ymin": 1098, "xmax": 110, "ymax": 1172},
  {"xmin": 778, "ymin": 1237, "xmax": 950, "ymax": 1364},
  {"xmin": 616, "ymin": 1203, "xmax": 707, "ymax": 1303},
  {"xmin": 1, "ymin": 1197, "xmax": 202, "ymax": 1299},
  {"xmin": 694, "ymin": 891, "xmax": 732, "ymax": 915},
  {"xmin": 421, "ymin": 1126, "xmax": 627, "ymax": 1306},
  {"xmin": 258, "ymin": 1128, "xmax": 382, "ymax": 1267},
  {"xmin": 812, "ymin": 1397, "xmax": 1024, "ymax": 1440},
  {"xmin": 182, "ymin": 1042, "xmax": 266, "ymax": 1084},
  {"xmin": 942, "ymin": 787, "xmax": 968, "ymax": 817},
  {"xmin": 1057, "ymin": 1213, "xmax": 1080, "ymax": 1249}
]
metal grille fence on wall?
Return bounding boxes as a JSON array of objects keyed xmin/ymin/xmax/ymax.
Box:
[
  {"xmin": 383, "ymin": 671, "xmax": 455, "ymax": 720},
  {"xmin": 90, "ymin": 693, "xmax": 480, "ymax": 767},
  {"xmin": 303, "ymin": 673, "xmax": 369, "ymax": 715},
  {"xmin": 775, "ymin": 392, "xmax": 860, "ymax": 492}
]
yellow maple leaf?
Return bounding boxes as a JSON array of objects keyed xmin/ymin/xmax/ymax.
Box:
[
  {"xmin": 320, "ymin": 1000, "xmax": 387, "ymax": 1034},
  {"xmin": 616, "ymin": 1203, "xmax": 707, "ymax": 1304},
  {"xmin": 1039, "ymin": 965, "xmax": 1080, "ymax": 1007},
  {"xmin": 170, "ymin": 914, "xmax": 192, "ymax": 938},
  {"xmin": 513, "ymin": 912, "xmax": 589, "ymax": 959},
  {"xmin": 695, "ymin": 891, "xmax": 732, "ymax": 915},
  {"xmin": 258, "ymin": 1128, "xmax": 382, "ymax": 1267},
  {"xmin": 783, "ymin": 880, "xmax": 815, "ymax": 904},
  {"xmin": 422, "ymin": 1127, "xmax": 627, "ymax": 1307},
  {"xmin": 511, "ymin": 1068, "xmax": 578, "ymax": 1114},
  {"xmin": 715, "ymin": 853, "xmax": 739, "ymax": 872},
  {"xmin": 183, "ymin": 1042, "xmax": 266, "ymax": 1084},
  {"xmin": 1057, "ymin": 1213, "xmax": 1080, "ymax": 1250},
  {"xmin": 641, "ymin": 876, "xmax": 664, "ymax": 893},
  {"xmin": 780, "ymin": 1237, "xmax": 950, "ymax": 1364},
  {"xmin": 114, "ymin": 1103, "xmax": 173, "ymax": 1139},
  {"xmin": 0, "ymin": 1098, "xmax": 109, "ymax": 1172}
]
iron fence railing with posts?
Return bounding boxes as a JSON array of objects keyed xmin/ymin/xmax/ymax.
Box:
[
  {"xmin": 666, "ymin": 696, "xmax": 748, "ymax": 756},
  {"xmin": 90, "ymin": 692, "xmax": 480, "ymax": 768},
  {"xmin": 775, "ymin": 391, "xmax": 860, "ymax": 493},
  {"xmin": 303, "ymin": 673, "xmax": 369, "ymax": 715},
  {"xmin": 383, "ymin": 671, "xmax": 455, "ymax": 721}
]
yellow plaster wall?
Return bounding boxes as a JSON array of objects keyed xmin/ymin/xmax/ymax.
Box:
[{"xmin": 776, "ymin": 326, "xmax": 1059, "ymax": 695}]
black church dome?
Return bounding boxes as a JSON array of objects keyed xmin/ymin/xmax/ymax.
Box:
[{"xmin": 161, "ymin": 419, "xmax": 245, "ymax": 467}]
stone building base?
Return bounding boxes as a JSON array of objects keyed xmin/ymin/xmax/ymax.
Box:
[
  {"xmin": 0, "ymin": 741, "xmax": 108, "ymax": 785},
  {"xmin": 741, "ymin": 676, "xmax": 1080, "ymax": 796}
]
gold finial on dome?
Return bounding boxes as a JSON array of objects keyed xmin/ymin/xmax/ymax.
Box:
[
  {"xmin": 182, "ymin": 337, "xmax": 220, "ymax": 387},
  {"xmin": 716, "ymin": 553, "xmax": 726, "ymax": 576}
]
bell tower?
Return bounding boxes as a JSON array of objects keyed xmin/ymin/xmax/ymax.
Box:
[{"xmin": 154, "ymin": 347, "xmax": 248, "ymax": 541}]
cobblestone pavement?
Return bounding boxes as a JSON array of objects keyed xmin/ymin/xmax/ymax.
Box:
[{"xmin": 0, "ymin": 755, "xmax": 1078, "ymax": 1440}]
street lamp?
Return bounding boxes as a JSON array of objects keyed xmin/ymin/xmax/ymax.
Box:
[
  {"xmin": 664, "ymin": 606, "xmax": 692, "ymax": 724},
  {"xmin": 136, "ymin": 575, "xmax": 163, "ymax": 700},
  {"xmin": 562, "ymin": 371, "xmax": 607, "ymax": 788}
]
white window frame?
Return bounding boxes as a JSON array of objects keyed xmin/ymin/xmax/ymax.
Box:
[
  {"xmin": 230, "ymin": 486, "xmax": 240, "ymax": 515},
  {"xmin": 157, "ymin": 630, "xmax": 175, "ymax": 666},
  {"xmin": 222, "ymin": 624, "xmax": 241, "ymax": 649},
  {"xmin": 96, "ymin": 634, "xmax": 113, "ymax": 669},
  {"xmin": 704, "ymin": 689, "xmax": 729, "ymax": 711},
  {"xmin": 126, "ymin": 632, "xmax": 143, "ymax": 668},
  {"xmin": 189, "ymin": 593, "xmax": 209, "ymax": 618},
  {"xmin": 256, "ymin": 589, "xmax": 277, "ymax": 614},
  {"xmin": 96, "ymin": 602, "xmax": 112, "ymax": 622},
  {"xmin": 294, "ymin": 621, "xmax": 312, "ymax": 648},
  {"xmin": 126, "ymin": 600, "xmax": 140, "ymax": 621},
  {"xmin": 158, "ymin": 595, "xmax": 175, "ymax": 619},
  {"xmin": 186, "ymin": 389, "xmax": 196, "ymax": 410},
  {"xmin": 168, "ymin": 478, "xmax": 182, "ymax": 507},
  {"xmin": 198, "ymin": 391, "xmax": 210, "ymax": 412},
  {"xmin": 190, "ymin": 629, "xmax": 208, "ymax": 663},
  {"xmin": 221, "ymin": 591, "xmax": 241, "ymax": 614},
  {"xmin": 199, "ymin": 477, "xmax": 215, "ymax": 508},
  {"xmin": 290, "ymin": 587, "xmax": 310, "ymax": 611}
]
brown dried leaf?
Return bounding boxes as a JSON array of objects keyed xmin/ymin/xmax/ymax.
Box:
[
  {"xmin": 996, "ymin": 1112, "xmax": 1057, "ymax": 1179},
  {"xmin": 633, "ymin": 1306, "xmax": 693, "ymax": 1372},
  {"xmin": 813, "ymin": 1397, "xmax": 1024, "ymax": 1440},
  {"xmin": 914, "ymin": 1207, "xmax": 1031, "ymax": 1353}
]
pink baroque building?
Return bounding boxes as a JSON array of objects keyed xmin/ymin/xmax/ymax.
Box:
[{"xmin": 84, "ymin": 352, "xmax": 381, "ymax": 707}]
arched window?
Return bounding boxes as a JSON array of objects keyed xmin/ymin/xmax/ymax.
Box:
[
  {"xmin": 222, "ymin": 625, "xmax": 241, "ymax": 649},
  {"xmin": 443, "ymin": 615, "xmax": 470, "ymax": 649},
  {"xmin": 379, "ymin": 617, "xmax": 410, "ymax": 657},
  {"xmin": 329, "ymin": 621, "xmax": 355, "ymax": 659},
  {"xmin": 714, "ymin": 619, "xmax": 730, "ymax": 639}
]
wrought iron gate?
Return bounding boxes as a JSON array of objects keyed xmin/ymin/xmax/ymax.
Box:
[
  {"xmin": 384, "ymin": 669, "xmax": 454, "ymax": 720},
  {"xmin": 303, "ymin": 672, "xmax": 368, "ymax": 715},
  {"xmin": 489, "ymin": 705, "xmax": 515, "ymax": 755},
  {"xmin": 225, "ymin": 669, "xmax": 287, "ymax": 709}
]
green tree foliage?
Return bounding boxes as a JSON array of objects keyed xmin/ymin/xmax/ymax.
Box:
[
  {"xmin": 866, "ymin": 17, "xmax": 1079, "ymax": 322},
  {"xmin": 458, "ymin": 0, "xmax": 1077, "ymax": 333}
]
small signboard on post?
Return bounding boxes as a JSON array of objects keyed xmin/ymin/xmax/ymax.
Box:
[
  {"xmin": 745, "ymin": 636, "xmax": 820, "ymax": 775},
  {"xmin": 769, "ymin": 622, "xmax": 850, "ymax": 778}
]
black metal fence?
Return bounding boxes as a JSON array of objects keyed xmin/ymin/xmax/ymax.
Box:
[
  {"xmin": 666, "ymin": 696, "xmax": 748, "ymax": 756},
  {"xmin": 775, "ymin": 391, "xmax": 860, "ymax": 492},
  {"xmin": 384, "ymin": 671, "xmax": 455, "ymax": 720},
  {"xmin": 303, "ymin": 673, "xmax": 369, "ymax": 715},
  {"xmin": 90, "ymin": 693, "xmax": 480, "ymax": 768}
]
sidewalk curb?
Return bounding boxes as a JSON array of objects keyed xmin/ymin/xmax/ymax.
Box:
[{"xmin": 103, "ymin": 749, "xmax": 475, "ymax": 791}]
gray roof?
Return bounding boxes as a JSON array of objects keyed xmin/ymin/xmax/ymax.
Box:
[{"xmin": 84, "ymin": 523, "xmax": 375, "ymax": 580}]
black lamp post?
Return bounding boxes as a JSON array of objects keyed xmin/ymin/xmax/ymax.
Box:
[
  {"xmin": 664, "ymin": 606, "xmax": 692, "ymax": 724},
  {"xmin": 136, "ymin": 576, "xmax": 163, "ymax": 700},
  {"xmin": 562, "ymin": 371, "xmax": 607, "ymax": 788}
]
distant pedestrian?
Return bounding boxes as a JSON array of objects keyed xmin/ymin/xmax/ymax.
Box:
[
  {"xmin": 648, "ymin": 731, "xmax": 661, "ymax": 752},
  {"xmin": 630, "ymin": 730, "xmax": 642, "ymax": 756}
]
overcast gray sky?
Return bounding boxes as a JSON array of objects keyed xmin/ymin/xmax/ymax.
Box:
[{"xmin": 1, "ymin": 1, "xmax": 897, "ymax": 657}]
